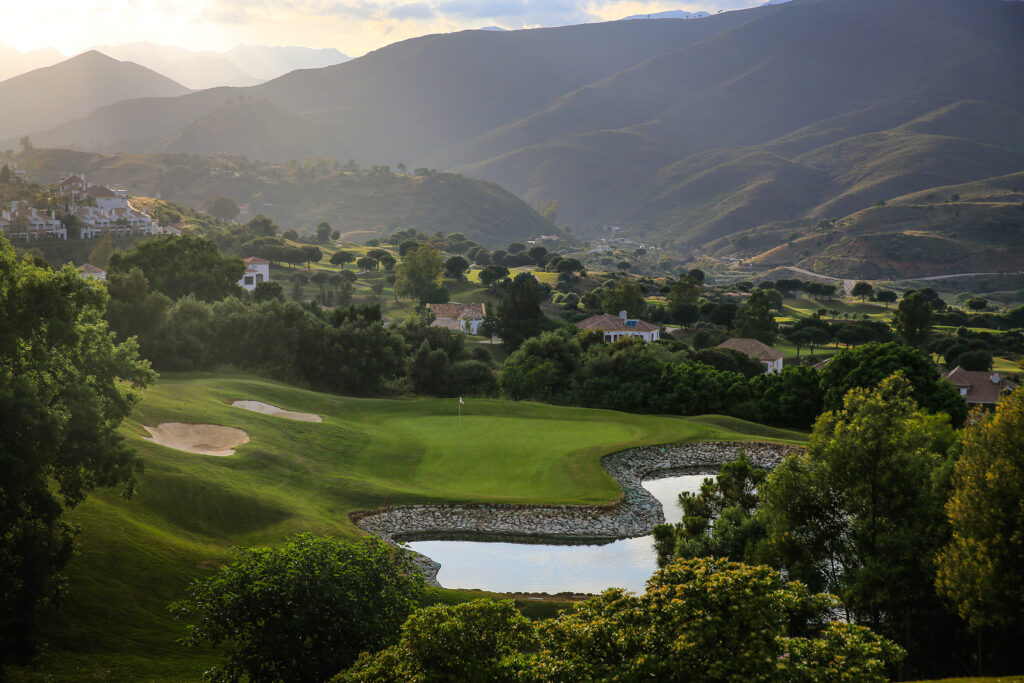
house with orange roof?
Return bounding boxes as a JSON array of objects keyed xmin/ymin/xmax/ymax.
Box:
[
  {"xmin": 942, "ymin": 366, "xmax": 1016, "ymax": 408},
  {"xmin": 238, "ymin": 256, "xmax": 271, "ymax": 291},
  {"xmin": 428, "ymin": 302, "xmax": 486, "ymax": 334},
  {"xmin": 576, "ymin": 310, "xmax": 661, "ymax": 342},
  {"xmin": 716, "ymin": 338, "xmax": 784, "ymax": 374}
]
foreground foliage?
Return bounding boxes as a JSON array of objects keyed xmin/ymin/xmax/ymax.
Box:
[
  {"xmin": 938, "ymin": 391, "xmax": 1024, "ymax": 631},
  {"xmin": 339, "ymin": 558, "xmax": 903, "ymax": 682},
  {"xmin": 171, "ymin": 534, "xmax": 425, "ymax": 682},
  {"xmin": 0, "ymin": 234, "xmax": 155, "ymax": 668}
]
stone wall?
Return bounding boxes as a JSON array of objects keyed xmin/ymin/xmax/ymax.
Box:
[{"xmin": 352, "ymin": 441, "xmax": 800, "ymax": 585}]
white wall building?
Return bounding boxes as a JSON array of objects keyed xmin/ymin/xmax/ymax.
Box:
[{"xmin": 238, "ymin": 256, "xmax": 271, "ymax": 291}]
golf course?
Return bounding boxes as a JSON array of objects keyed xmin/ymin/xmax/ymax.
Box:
[{"xmin": 14, "ymin": 373, "xmax": 806, "ymax": 681}]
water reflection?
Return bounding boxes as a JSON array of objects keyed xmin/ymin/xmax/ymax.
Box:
[{"xmin": 406, "ymin": 473, "xmax": 711, "ymax": 594}]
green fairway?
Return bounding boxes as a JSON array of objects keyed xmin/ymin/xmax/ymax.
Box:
[{"xmin": 13, "ymin": 374, "xmax": 804, "ymax": 681}]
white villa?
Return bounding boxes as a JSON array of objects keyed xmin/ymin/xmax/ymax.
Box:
[
  {"xmin": 0, "ymin": 202, "xmax": 66, "ymax": 240},
  {"xmin": 238, "ymin": 256, "xmax": 271, "ymax": 291},
  {"xmin": 576, "ymin": 310, "xmax": 661, "ymax": 342},
  {"xmin": 0, "ymin": 173, "xmax": 160, "ymax": 242},
  {"xmin": 428, "ymin": 302, "xmax": 486, "ymax": 334}
]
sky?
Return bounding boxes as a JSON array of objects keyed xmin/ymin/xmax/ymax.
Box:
[{"xmin": 3, "ymin": 0, "xmax": 768, "ymax": 58}]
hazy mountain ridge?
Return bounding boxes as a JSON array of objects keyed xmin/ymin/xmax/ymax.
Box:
[
  {"xmin": 4, "ymin": 0, "xmax": 1023, "ymax": 276},
  {"xmin": 0, "ymin": 51, "xmax": 190, "ymax": 141}
]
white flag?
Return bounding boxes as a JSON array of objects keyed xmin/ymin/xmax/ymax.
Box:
[{"xmin": 459, "ymin": 397, "xmax": 464, "ymax": 405}]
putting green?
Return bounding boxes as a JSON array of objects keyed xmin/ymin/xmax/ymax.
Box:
[{"xmin": 16, "ymin": 373, "xmax": 805, "ymax": 682}]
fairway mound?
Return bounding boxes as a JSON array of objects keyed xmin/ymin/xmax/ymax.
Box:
[
  {"xmin": 231, "ymin": 400, "xmax": 322, "ymax": 422},
  {"xmin": 143, "ymin": 423, "xmax": 250, "ymax": 456}
]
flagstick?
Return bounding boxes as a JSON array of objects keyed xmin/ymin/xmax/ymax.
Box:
[{"xmin": 458, "ymin": 397, "xmax": 462, "ymax": 428}]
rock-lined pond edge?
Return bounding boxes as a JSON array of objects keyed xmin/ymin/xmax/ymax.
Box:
[{"xmin": 351, "ymin": 441, "xmax": 801, "ymax": 585}]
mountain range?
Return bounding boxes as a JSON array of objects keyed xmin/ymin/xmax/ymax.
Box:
[{"xmin": 4, "ymin": 0, "xmax": 1023, "ymax": 277}]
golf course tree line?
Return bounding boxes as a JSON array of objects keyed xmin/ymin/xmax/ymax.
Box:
[
  {"xmin": 499, "ymin": 331, "xmax": 968, "ymax": 431},
  {"xmin": 173, "ymin": 535, "xmax": 904, "ymax": 682},
  {"xmin": 652, "ymin": 374, "xmax": 1024, "ymax": 676},
  {"xmin": 0, "ymin": 234, "xmax": 155, "ymax": 668}
]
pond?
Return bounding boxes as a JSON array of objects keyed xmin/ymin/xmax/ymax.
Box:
[{"xmin": 406, "ymin": 473, "xmax": 711, "ymax": 595}]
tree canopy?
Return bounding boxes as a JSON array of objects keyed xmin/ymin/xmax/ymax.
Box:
[
  {"xmin": 396, "ymin": 245, "xmax": 443, "ymax": 305},
  {"xmin": 937, "ymin": 390, "xmax": 1024, "ymax": 630},
  {"xmin": 108, "ymin": 235, "xmax": 244, "ymax": 301},
  {"xmin": 0, "ymin": 237, "xmax": 155, "ymax": 666},
  {"xmin": 172, "ymin": 534, "xmax": 424, "ymax": 683}
]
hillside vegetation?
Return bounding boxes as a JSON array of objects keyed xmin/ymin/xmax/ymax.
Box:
[{"xmin": 12, "ymin": 148, "xmax": 560, "ymax": 246}]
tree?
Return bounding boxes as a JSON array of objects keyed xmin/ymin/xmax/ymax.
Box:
[
  {"xmin": 731, "ymin": 290, "xmax": 779, "ymax": 345},
  {"xmin": 757, "ymin": 374, "xmax": 957, "ymax": 669},
  {"xmin": 444, "ymin": 255, "xmax": 469, "ymax": 280},
  {"xmin": 876, "ymin": 290, "xmax": 898, "ymax": 308},
  {"xmin": 785, "ymin": 317, "xmax": 832, "ymax": 356},
  {"xmin": 653, "ymin": 453, "xmax": 767, "ymax": 567},
  {"xmin": 378, "ymin": 253, "xmax": 396, "ymax": 272},
  {"xmin": 331, "ymin": 250, "xmax": 355, "ymax": 266},
  {"xmin": 527, "ymin": 245, "xmax": 548, "ymax": 264},
  {"xmin": 108, "ymin": 235, "xmax": 244, "ymax": 301},
  {"xmin": 750, "ymin": 365, "xmax": 824, "ymax": 430},
  {"xmin": 852, "ymin": 281, "xmax": 874, "ymax": 301},
  {"xmin": 395, "ymin": 245, "xmax": 443, "ymax": 305},
  {"xmin": 252, "ymin": 280, "xmax": 284, "ymax": 302},
  {"xmin": 818, "ymin": 342, "xmax": 967, "ymax": 426},
  {"xmin": 534, "ymin": 198, "xmax": 558, "ymax": 223},
  {"xmin": 301, "ymin": 245, "xmax": 323, "ymax": 269},
  {"xmin": 246, "ymin": 214, "xmax": 279, "ymax": 236},
  {"xmin": 478, "ymin": 264, "xmax": 508, "ymax": 288},
  {"xmin": 204, "ymin": 194, "xmax": 240, "ymax": 221},
  {"xmin": 937, "ymin": 389, "xmax": 1024, "ymax": 629},
  {"xmin": 340, "ymin": 600, "xmax": 532, "ymax": 683},
  {"xmin": 316, "ymin": 222, "xmax": 333, "ymax": 242},
  {"xmin": 356, "ymin": 256, "xmax": 378, "ymax": 272},
  {"xmin": 616, "ymin": 260, "xmax": 632, "ymax": 272},
  {"xmin": 955, "ymin": 349, "xmax": 993, "ymax": 371},
  {"xmin": 495, "ymin": 272, "xmax": 545, "ymax": 350},
  {"xmin": 966, "ymin": 297, "xmax": 988, "ymax": 311},
  {"xmin": 530, "ymin": 558, "xmax": 903, "ymax": 682},
  {"xmin": 171, "ymin": 534, "xmax": 424, "ymax": 683},
  {"xmin": 894, "ymin": 292, "xmax": 933, "ymax": 348},
  {"xmin": 0, "ymin": 237, "xmax": 155, "ymax": 666},
  {"xmin": 601, "ymin": 278, "xmax": 646, "ymax": 317},
  {"xmin": 668, "ymin": 271, "xmax": 703, "ymax": 310}
]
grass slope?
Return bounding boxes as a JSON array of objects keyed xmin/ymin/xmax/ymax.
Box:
[{"xmin": 13, "ymin": 374, "xmax": 804, "ymax": 681}]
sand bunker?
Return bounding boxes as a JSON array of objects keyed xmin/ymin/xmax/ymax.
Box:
[
  {"xmin": 143, "ymin": 422, "xmax": 250, "ymax": 456},
  {"xmin": 231, "ymin": 400, "xmax": 322, "ymax": 422}
]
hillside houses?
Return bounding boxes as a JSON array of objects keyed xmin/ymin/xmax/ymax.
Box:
[{"xmin": 0, "ymin": 173, "xmax": 158, "ymax": 241}]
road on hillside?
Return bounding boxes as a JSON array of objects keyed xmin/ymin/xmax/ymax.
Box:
[{"xmin": 781, "ymin": 267, "xmax": 1022, "ymax": 291}]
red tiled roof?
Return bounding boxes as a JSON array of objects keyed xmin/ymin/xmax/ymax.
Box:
[
  {"xmin": 576, "ymin": 313, "xmax": 659, "ymax": 332},
  {"xmin": 717, "ymin": 338, "xmax": 783, "ymax": 362},
  {"xmin": 78, "ymin": 264, "xmax": 106, "ymax": 275},
  {"xmin": 943, "ymin": 366, "xmax": 1017, "ymax": 405},
  {"xmin": 86, "ymin": 185, "xmax": 117, "ymax": 198},
  {"xmin": 243, "ymin": 256, "xmax": 271, "ymax": 264},
  {"xmin": 428, "ymin": 302, "xmax": 484, "ymax": 319}
]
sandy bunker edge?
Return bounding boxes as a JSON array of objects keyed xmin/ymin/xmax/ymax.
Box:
[
  {"xmin": 143, "ymin": 422, "xmax": 250, "ymax": 456},
  {"xmin": 231, "ymin": 400, "xmax": 322, "ymax": 422}
]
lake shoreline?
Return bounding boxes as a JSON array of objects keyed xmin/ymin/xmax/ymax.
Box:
[{"xmin": 352, "ymin": 441, "xmax": 801, "ymax": 586}]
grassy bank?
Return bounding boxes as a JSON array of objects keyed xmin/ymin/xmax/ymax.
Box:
[{"xmin": 14, "ymin": 374, "xmax": 804, "ymax": 681}]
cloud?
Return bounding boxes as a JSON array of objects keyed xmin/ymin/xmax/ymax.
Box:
[{"xmin": 388, "ymin": 2, "xmax": 436, "ymax": 19}]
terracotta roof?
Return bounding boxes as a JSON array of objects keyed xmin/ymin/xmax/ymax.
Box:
[
  {"xmin": 576, "ymin": 313, "xmax": 659, "ymax": 332},
  {"xmin": 78, "ymin": 264, "xmax": 106, "ymax": 275},
  {"xmin": 717, "ymin": 338, "xmax": 783, "ymax": 362},
  {"xmin": 243, "ymin": 256, "xmax": 270, "ymax": 264},
  {"xmin": 430, "ymin": 317, "xmax": 464, "ymax": 331},
  {"xmin": 428, "ymin": 302, "xmax": 484, "ymax": 319},
  {"xmin": 943, "ymin": 366, "xmax": 1017, "ymax": 405},
  {"xmin": 86, "ymin": 185, "xmax": 117, "ymax": 198},
  {"xmin": 812, "ymin": 357, "xmax": 831, "ymax": 371}
]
